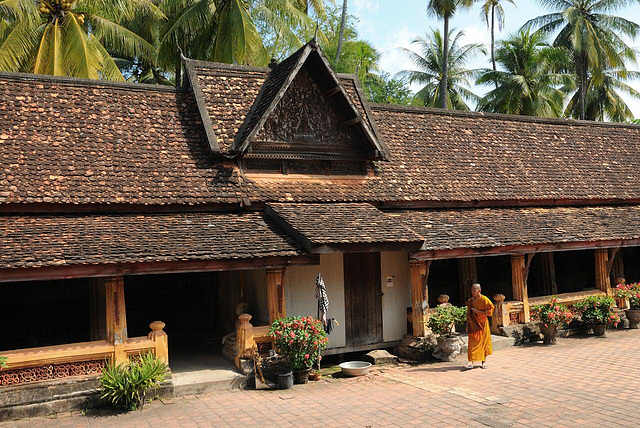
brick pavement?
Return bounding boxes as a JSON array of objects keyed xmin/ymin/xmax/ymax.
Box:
[{"xmin": 3, "ymin": 329, "xmax": 640, "ymax": 428}]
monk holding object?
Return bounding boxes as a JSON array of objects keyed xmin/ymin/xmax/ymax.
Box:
[{"xmin": 464, "ymin": 283, "xmax": 495, "ymax": 369}]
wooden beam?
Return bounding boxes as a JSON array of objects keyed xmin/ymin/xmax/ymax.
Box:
[
  {"xmin": 595, "ymin": 249, "xmax": 612, "ymax": 296},
  {"xmin": 267, "ymin": 268, "xmax": 286, "ymax": 324},
  {"xmin": 411, "ymin": 238, "xmax": 640, "ymax": 261},
  {"xmin": 343, "ymin": 117, "xmax": 362, "ymax": 127},
  {"xmin": 324, "ymin": 86, "xmax": 341, "ymax": 97},
  {"xmin": 0, "ymin": 255, "xmax": 320, "ymax": 283},
  {"xmin": 524, "ymin": 253, "xmax": 535, "ymax": 283},
  {"xmin": 606, "ymin": 247, "xmax": 620, "ymax": 277},
  {"xmin": 105, "ymin": 275, "xmax": 128, "ymax": 350},
  {"xmin": 511, "ymin": 255, "xmax": 530, "ymax": 323}
]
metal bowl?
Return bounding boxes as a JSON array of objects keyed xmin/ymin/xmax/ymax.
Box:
[{"xmin": 339, "ymin": 361, "xmax": 372, "ymax": 377}]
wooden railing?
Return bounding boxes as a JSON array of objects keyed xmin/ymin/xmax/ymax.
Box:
[
  {"xmin": 235, "ymin": 313, "xmax": 274, "ymax": 369},
  {"xmin": 0, "ymin": 322, "xmax": 168, "ymax": 387}
]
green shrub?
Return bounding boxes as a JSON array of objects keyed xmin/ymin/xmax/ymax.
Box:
[
  {"xmin": 427, "ymin": 305, "xmax": 467, "ymax": 338},
  {"xmin": 269, "ymin": 316, "xmax": 328, "ymax": 371},
  {"xmin": 574, "ymin": 295, "xmax": 620, "ymax": 326},
  {"xmin": 99, "ymin": 353, "xmax": 167, "ymax": 411}
]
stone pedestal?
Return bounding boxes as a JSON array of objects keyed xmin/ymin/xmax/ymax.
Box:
[{"xmin": 397, "ymin": 334, "xmax": 436, "ymax": 361}]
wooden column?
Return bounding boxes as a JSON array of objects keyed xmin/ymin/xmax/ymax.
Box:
[
  {"xmin": 511, "ymin": 255, "xmax": 530, "ymax": 323},
  {"xmin": 491, "ymin": 294, "xmax": 509, "ymax": 334},
  {"xmin": 89, "ymin": 278, "xmax": 106, "ymax": 341},
  {"xmin": 148, "ymin": 321, "xmax": 169, "ymax": 365},
  {"xmin": 235, "ymin": 313, "xmax": 254, "ymax": 368},
  {"xmin": 409, "ymin": 260, "xmax": 431, "ymax": 337},
  {"xmin": 457, "ymin": 257, "xmax": 477, "ymax": 304},
  {"xmin": 105, "ymin": 275, "xmax": 128, "ymax": 349},
  {"xmin": 611, "ymin": 249, "xmax": 625, "ymax": 285},
  {"xmin": 595, "ymin": 249, "xmax": 612, "ymax": 296},
  {"xmin": 267, "ymin": 268, "xmax": 286, "ymax": 324},
  {"xmin": 540, "ymin": 253, "xmax": 557, "ymax": 296}
]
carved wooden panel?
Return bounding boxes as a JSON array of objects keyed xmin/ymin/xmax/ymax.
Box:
[
  {"xmin": 254, "ymin": 68, "xmax": 363, "ymax": 151},
  {"xmin": 0, "ymin": 360, "xmax": 105, "ymax": 386}
]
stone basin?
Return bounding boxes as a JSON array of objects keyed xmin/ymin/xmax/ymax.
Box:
[{"xmin": 339, "ymin": 361, "xmax": 372, "ymax": 377}]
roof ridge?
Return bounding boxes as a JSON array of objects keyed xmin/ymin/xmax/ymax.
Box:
[
  {"xmin": 370, "ymin": 102, "xmax": 640, "ymax": 130},
  {"xmin": 0, "ymin": 71, "xmax": 181, "ymax": 93}
]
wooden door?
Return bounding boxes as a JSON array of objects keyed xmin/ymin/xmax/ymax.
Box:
[{"xmin": 344, "ymin": 252, "xmax": 383, "ymax": 346}]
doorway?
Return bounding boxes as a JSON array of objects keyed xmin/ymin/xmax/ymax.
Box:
[{"xmin": 344, "ymin": 252, "xmax": 383, "ymax": 346}]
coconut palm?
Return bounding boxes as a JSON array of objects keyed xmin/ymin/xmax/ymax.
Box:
[
  {"xmin": 397, "ymin": 29, "xmax": 485, "ymax": 110},
  {"xmin": 426, "ymin": 0, "xmax": 475, "ymax": 109},
  {"xmin": 476, "ymin": 29, "xmax": 573, "ymax": 117},
  {"xmin": 524, "ymin": 0, "xmax": 640, "ymax": 120},
  {"xmin": 565, "ymin": 67, "xmax": 640, "ymax": 122},
  {"xmin": 335, "ymin": 0, "xmax": 347, "ymax": 63},
  {"xmin": 157, "ymin": 0, "xmax": 325, "ymax": 86},
  {"xmin": 480, "ymin": 0, "xmax": 515, "ymax": 77},
  {"xmin": 0, "ymin": 0, "xmax": 162, "ymax": 80}
]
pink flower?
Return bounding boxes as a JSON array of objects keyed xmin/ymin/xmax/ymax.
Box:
[
  {"xmin": 289, "ymin": 332, "xmax": 295, "ymax": 338},
  {"xmin": 304, "ymin": 354, "xmax": 310, "ymax": 359}
]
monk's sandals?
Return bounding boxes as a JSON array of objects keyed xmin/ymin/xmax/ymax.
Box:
[
  {"xmin": 481, "ymin": 362, "xmax": 487, "ymax": 369},
  {"xmin": 463, "ymin": 362, "xmax": 474, "ymax": 370}
]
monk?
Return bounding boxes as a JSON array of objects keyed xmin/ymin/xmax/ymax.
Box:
[{"xmin": 464, "ymin": 283, "xmax": 495, "ymax": 369}]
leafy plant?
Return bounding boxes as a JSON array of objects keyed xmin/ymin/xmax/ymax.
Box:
[
  {"xmin": 427, "ymin": 305, "xmax": 467, "ymax": 338},
  {"xmin": 574, "ymin": 295, "xmax": 620, "ymax": 327},
  {"xmin": 0, "ymin": 356, "xmax": 7, "ymax": 368},
  {"xmin": 269, "ymin": 316, "xmax": 328, "ymax": 371},
  {"xmin": 531, "ymin": 297, "xmax": 574, "ymax": 327},
  {"xmin": 614, "ymin": 282, "xmax": 640, "ymax": 310},
  {"xmin": 99, "ymin": 353, "xmax": 167, "ymax": 411}
]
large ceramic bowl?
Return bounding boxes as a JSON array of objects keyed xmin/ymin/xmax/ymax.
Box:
[{"xmin": 339, "ymin": 361, "xmax": 372, "ymax": 377}]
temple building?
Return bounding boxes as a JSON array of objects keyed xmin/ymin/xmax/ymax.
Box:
[{"xmin": 1, "ymin": 40, "xmax": 640, "ymax": 410}]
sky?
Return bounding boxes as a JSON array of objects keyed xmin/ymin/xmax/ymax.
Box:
[{"xmin": 349, "ymin": 0, "xmax": 640, "ymax": 117}]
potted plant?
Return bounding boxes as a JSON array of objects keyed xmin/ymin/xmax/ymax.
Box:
[
  {"xmin": 531, "ymin": 297, "xmax": 574, "ymax": 344},
  {"xmin": 574, "ymin": 295, "xmax": 620, "ymax": 336},
  {"xmin": 614, "ymin": 282, "xmax": 640, "ymax": 329},
  {"xmin": 269, "ymin": 316, "xmax": 328, "ymax": 384},
  {"xmin": 427, "ymin": 305, "xmax": 467, "ymax": 361}
]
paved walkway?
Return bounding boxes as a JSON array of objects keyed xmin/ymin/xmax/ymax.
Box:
[{"xmin": 3, "ymin": 329, "xmax": 640, "ymax": 427}]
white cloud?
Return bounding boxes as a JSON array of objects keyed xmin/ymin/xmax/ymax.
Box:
[{"xmin": 376, "ymin": 25, "xmax": 420, "ymax": 81}]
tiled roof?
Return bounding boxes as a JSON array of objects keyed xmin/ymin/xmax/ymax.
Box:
[
  {"xmin": 0, "ymin": 212, "xmax": 302, "ymax": 269},
  {"xmin": 266, "ymin": 202, "xmax": 423, "ymax": 251},
  {"xmin": 387, "ymin": 205, "xmax": 640, "ymax": 251}
]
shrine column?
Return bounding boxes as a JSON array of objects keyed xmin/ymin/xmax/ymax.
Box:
[
  {"xmin": 511, "ymin": 255, "xmax": 530, "ymax": 323},
  {"xmin": 105, "ymin": 275, "xmax": 128, "ymax": 365},
  {"xmin": 409, "ymin": 260, "xmax": 431, "ymax": 337},
  {"xmin": 267, "ymin": 268, "xmax": 287, "ymax": 323},
  {"xmin": 595, "ymin": 249, "xmax": 612, "ymax": 296}
]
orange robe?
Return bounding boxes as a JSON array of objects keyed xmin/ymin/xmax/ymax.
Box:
[{"xmin": 466, "ymin": 295, "xmax": 495, "ymax": 362}]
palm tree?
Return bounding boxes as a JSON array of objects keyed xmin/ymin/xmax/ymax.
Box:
[
  {"xmin": 565, "ymin": 66, "xmax": 640, "ymax": 122},
  {"xmin": 335, "ymin": 0, "xmax": 348, "ymax": 63},
  {"xmin": 397, "ymin": 29, "xmax": 485, "ymax": 110},
  {"xmin": 426, "ymin": 0, "xmax": 475, "ymax": 109},
  {"xmin": 524, "ymin": 0, "xmax": 640, "ymax": 120},
  {"xmin": 158, "ymin": 0, "xmax": 325, "ymax": 86},
  {"xmin": 480, "ymin": 0, "xmax": 515, "ymax": 77},
  {"xmin": 476, "ymin": 29, "xmax": 573, "ymax": 117},
  {"xmin": 0, "ymin": 0, "xmax": 162, "ymax": 80}
]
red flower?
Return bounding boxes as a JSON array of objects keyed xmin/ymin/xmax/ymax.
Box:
[{"xmin": 304, "ymin": 354, "xmax": 310, "ymax": 359}]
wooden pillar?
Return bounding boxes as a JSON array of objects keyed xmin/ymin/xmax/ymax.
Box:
[
  {"xmin": 457, "ymin": 257, "xmax": 477, "ymax": 304},
  {"xmin": 148, "ymin": 321, "xmax": 169, "ymax": 365},
  {"xmin": 491, "ymin": 294, "xmax": 509, "ymax": 334},
  {"xmin": 511, "ymin": 255, "xmax": 530, "ymax": 323},
  {"xmin": 89, "ymin": 278, "xmax": 106, "ymax": 341},
  {"xmin": 595, "ymin": 249, "xmax": 611, "ymax": 296},
  {"xmin": 540, "ymin": 253, "xmax": 557, "ymax": 296},
  {"xmin": 267, "ymin": 268, "xmax": 286, "ymax": 324},
  {"xmin": 235, "ymin": 313, "xmax": 253, "ymax": 368},
  {"xmin": 105, "ymin": 275, "xmax": 128, "ymax": 347},
  {"xmin": 409, "ymin": 260, "xmax": 430, "ymax": 337},
  {"xmin": 611, "ymin": 249, "xmax": 625, "ymax": 285}
]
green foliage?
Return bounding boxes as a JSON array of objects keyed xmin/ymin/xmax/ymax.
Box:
[
  {"xmin": 574, "ymin": 295, "xmax": 620, "ymax": 326},
  {"xmin": 364, "ymin": 72, "xmax": 415, "ymax": 105},
  {"xmin": 427, "ymin": 305, "xmax": 467, "ymax": 338},
  {"xmin": 531, "ymin": 297, "xmax": 574, "ymax": 327},
  {"xmin": 397, "ymin": 28, "xmax": 485, "ymax": 110},
  {"xmin": 614, "ymin": 282, "xmax": 640, "ymax": 310},
  {"xmin": 99, "ymin": 353, "xmax": 168, "ymax": 411},
  {"xmin": 0, "ymin": 356, "xmax": 7, "ymax": 368},
  {"xmin": 269, "ymin": 316, "xmax": 328, "ymax": 371}
]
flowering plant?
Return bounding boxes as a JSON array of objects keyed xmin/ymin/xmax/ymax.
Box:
[
  {"xmin": 574, "ymin": 295, "xmax": 620, "ymax": 326},
  {"xmin": 427, "ymin": 305, "xmax": 467, "ymax": 338},
  {"xmin": 269, "ymin": 316, "xmax": 328, "ymax": 371},
  {"xmin": 614, "ymin": 282, "xmax": 640, "ymax": 309},
  {"xmin": 531, "ymin": 297, "xmax": 574, "ymax": 328}
]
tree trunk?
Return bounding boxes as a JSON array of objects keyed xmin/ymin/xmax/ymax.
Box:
[
  {"xmin": 175, "ymin": 59, "xmax": 182, "ymax": 88},
  {"xmin": 440, "ymin": 13, "xmax": 450, "ymax": 109},
  {"xmin": 491, "ymin": 6, "xmax": 497, "ymax": 89},
  {"xmin": 335, "ymin": 0, "xmax": 348, "ymax": 64},
  {"xmin": 577, "ymin": 53, "xmax": 587, "ymax": 120}
]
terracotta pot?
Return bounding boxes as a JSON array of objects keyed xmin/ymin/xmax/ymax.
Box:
[
  {"xmin": 293, "ymin": 368, "xmax": 311, "ymax": 384},
  {"xmin": 625, "ymin": 309, "xmax": 640, "ymax": 329},
  {"xmin": 592, "ymin": 324, "xmax": 607, "ymax": 336},
  {"xmin": 539, "ymin": 324, "xmax": 558, "ymax": 345},
  {"xmin": 308, "ymin": 372, "xmax": 322, "ymax": 381}
]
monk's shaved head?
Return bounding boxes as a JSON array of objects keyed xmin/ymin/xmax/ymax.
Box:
[{"xmin": 471, "ymin": 283, "xmax": 481, "ymax": 290}]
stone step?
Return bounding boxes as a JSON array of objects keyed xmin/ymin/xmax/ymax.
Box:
[{"xmin": 459, "ymin": 335, "xmax": 516, "ymax": 353}]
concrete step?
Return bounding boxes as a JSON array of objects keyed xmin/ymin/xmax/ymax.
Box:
[{"xmin": 459, "ymin": 335, "xmax": 516, "ymax": 353}]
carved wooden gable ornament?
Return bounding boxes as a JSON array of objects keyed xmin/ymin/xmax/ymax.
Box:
[{"xmin": 231, "ymin": 40, "xmax": 389, "ymax": 175}]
